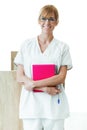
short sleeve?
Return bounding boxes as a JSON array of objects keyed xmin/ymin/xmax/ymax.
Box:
[
  {"xmin": 61, "ymin": 44, "xmax": 73, "ymax": 70},
  {"xmin": 14, "ymin": 43, "xmax": 25, "ymax": 66}
]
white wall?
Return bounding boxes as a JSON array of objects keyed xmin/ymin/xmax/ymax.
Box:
[
  {"xmin": 65, "ymin": 113, "xmax": 87, "ymax": 130},
  {"xmin": 0, "ymin": 0, "xmax": 87, "ymax": 113}
]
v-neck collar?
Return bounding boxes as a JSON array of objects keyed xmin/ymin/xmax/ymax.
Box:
[{"xmin": 36, "ymin": 36, "xmax": 55, "ymax": 55}]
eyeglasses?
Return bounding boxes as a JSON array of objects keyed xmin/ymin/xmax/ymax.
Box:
[{"xmin": 40, "ymin": 17, "xmax": 56, "ymax": 22}]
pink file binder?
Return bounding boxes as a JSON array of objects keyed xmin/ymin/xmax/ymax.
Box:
[{"xmin": 32, "ymin": 64, "xmax": 56, "ymax": 92}]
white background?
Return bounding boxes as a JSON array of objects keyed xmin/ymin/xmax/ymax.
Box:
[{"xmin": 0, "ymin": 0, "xmax": 87, "ymax": 113}]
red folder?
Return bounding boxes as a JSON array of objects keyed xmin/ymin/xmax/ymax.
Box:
[{"xmin": 32, "ymin": 64, "xmax": 56, "ymax": 92}]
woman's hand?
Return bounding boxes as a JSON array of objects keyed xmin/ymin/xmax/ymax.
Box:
[
  {"xmin": 24, "ymin": 80, "xmax": 35, "ymax": 91},
  {"xmin": 43, "ymin": 87, "xmax": 61, "ymax": 95}
]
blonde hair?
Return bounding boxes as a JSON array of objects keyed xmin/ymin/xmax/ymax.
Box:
[{"xmin": 38, "ymin": 5, "xmax": 59, "ymax": 22}]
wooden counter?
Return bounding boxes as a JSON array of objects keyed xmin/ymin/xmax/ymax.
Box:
[{"xmin": 0, "ymin": 71, "xmax": 23, "ymax": 130}]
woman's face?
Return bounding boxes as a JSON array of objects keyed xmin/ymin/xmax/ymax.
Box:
[{"xmin": 39, "ymin": 13, "xmax": 58, "ymax": 34}]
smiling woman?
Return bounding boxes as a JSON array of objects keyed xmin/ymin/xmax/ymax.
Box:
[
  {"xmin": 0, "ymin": 0, "xmax": 87, "ymax": 130},
  {"xmin": 14, "ymin": 4, "xmax": 72, "ymax": 130}
]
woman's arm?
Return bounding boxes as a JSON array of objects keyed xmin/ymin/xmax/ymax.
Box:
[
  {"xmin": 16, "ymin": 64, "xmax": 35, "ymax": 91},
  {"xmin": 33, "ymin": 65, "xmax": 67, "ymax": 87},
  {"xmin": 16, "ymin": 64, "xmax": 67, "ymax": 94}
]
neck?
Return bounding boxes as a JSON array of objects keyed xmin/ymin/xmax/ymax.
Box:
[{"xmin": 38, "ymin": 33, "xmax": 54, "ymax": 44}]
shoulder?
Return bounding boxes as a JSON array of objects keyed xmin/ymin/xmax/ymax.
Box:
[
  {"xmin": 21, "ymin": 38, "xmax": 36, "ymax": 47},
  {"xmin": 20, "ymin": 37, "xmax": 36, "ymax": 51},
  {"xmin": 54, "ymin": 38, "xmax": 70, "ymax": 51}
]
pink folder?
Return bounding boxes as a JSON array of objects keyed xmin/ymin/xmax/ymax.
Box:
[{"xmin": 32, "ymin": 64, "xmax": 56, "ymax": 92}]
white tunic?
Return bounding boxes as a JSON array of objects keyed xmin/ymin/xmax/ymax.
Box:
[{"xmin": 14, "ymin": 37, "xmax": 72, "ymax": 119}]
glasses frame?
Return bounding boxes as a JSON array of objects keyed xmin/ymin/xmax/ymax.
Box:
[{"xmin": 40, "ymin": 16, "xmax": 56, "ymax": 22}]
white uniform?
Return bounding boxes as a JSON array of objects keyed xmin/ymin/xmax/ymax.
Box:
[{"xmin": 14, "ymin": 37, "xmax": 72, "ymax": 120}]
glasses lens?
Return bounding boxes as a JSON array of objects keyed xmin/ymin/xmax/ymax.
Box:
[
  {"xmin": 41, "ymin": 17, "xmax": 47, "ymax": 21},
  {"xmin": 48, "ymin": 17, "xmax": 56, "ymax": 21}
]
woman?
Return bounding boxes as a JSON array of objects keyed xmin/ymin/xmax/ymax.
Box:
[{"xmin": 14, "ymin": 4, "xmax": 72, "ymax": 130}]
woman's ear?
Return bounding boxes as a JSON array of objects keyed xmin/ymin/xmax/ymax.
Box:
[
  {"xmin": 38, "ymin": 21, "xmax": 40, "ymax": 24},
  {"xmin": 38, "ymin": 19, "xmax": 41, "ymax": 24},
  {"xmin": 56, "ymin": 20, "xmax": 59, "ymax": 26}
]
